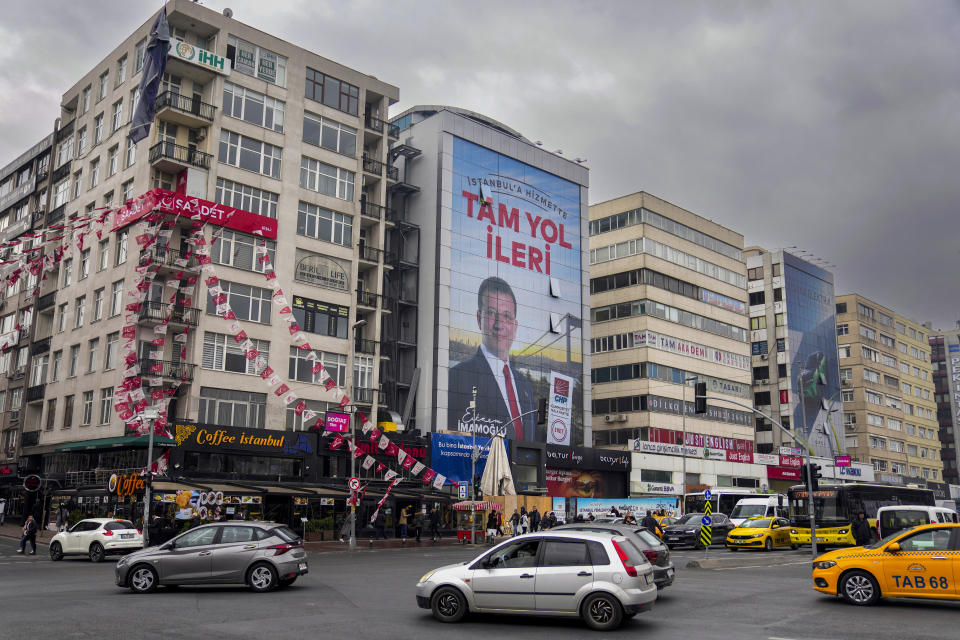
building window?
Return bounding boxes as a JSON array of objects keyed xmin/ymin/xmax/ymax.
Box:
[
  {"xmin": 104, "ymin": 332, "xmax": 118, "ymax": 370},
  {"xmin": 843, "ymin": 413, "xmax": 856, "ymax": 426},
  {"xmin": 110, "ymin": 280, "xmax": 123, "ymax": 316},
  {"xmin": 304, "ymin": 67, "xmax": 359, "ymax": 115},
  {"xmin": 354, "ymin": 355, "xmax": 374, "ymax": 390},
  {"xmin": 116, "ymin": 55, "xmax": 127, "ymax": 85},
  {"xmin": 302, "ymin": 112, "xmax": 357, "ymax": 156},
  {"xmin": 135, "ymin": 39, "xmax": 146, "ymax": 72},
  {"xmin": 206, "ymin": 281, "xmax": 272, "ymax": 324},
  {"xmin": 98, "ymin": 239, "xmax": 110, "ymax": 271},
  {"xmin": 296, "ymin": 201, "xmax": 353, "ymax": 246},
  {"xmin": 750, "ymin": 316, "xmax": 766, "ymax": 330},
  {"xmin": 222, "ymin": 81, "xmax": 284, "ymax": 132},
  {"xmin": 51, "ymin": 350, "xmax": 63, "ymax": 382},
  {"xmin": 81, "ymin": 390, "xmax": 94, "ymax": 425},
  {"xmin": 867, "ymin": 413, "xmax": 884, "ymax": 427},
  {"xmin": 94, "ymin": 114, "xmax": 104, "ymax": 144},
  {"xmin": 87, "ymin": 338, "xmax": 99, "ymax": 373},
  {"xmin": 214, "ymin": 178, "xmax": 279, "ymax": 218},
  {"xmin": 111, "ymin": 99, "xmax": 123, "ymax": 132},
  {"xmin": 62, "ymin": 258, "xmax": 73, "ymax": 287},
  {"xmin": 865, "ymin": 390, "xmax": 883, "ymax": 405},
  {"xmin": 227, "ymin": 35, "xmax": 287, "ymax": 86},
  {"xmin": 121, "ymin": 179, "xmax": 134, "ymax": 204},
  {"xmin": 210, "ymin": 230, "xmax": 276, "ymax": 273},
  {"xmin": 99, "ymin": 387, "xmax": 113, "ymax": 425},
  {"xmin": 841, "ymin": 389, "xmax": 854, "ymax": 402},
  {"xmin": 125, "ymin": 137, "xmax": 136, "ymax": 168},
  {"xmin": 116, "ymin": 231, "xmax": 128, "ymax": 264},
  {"xmin": 218, "ymin": 130, "xmax": 282, "ymax": 178},
  {"xmin": 77, "ymin": 127, "xmax": 88, "ymax": 156},
  {"xmin": 98, "ymin": 70, "xmax": 109, "ymax": 100},
  {"xmin": 74, "ymin": 296, "xmax": 86, "ymax": 328},
  {"xmin": 62, "ymin": 395, "xmax": 74, "ymax": 430},
  {"xmin": 837, "ymin": 324, "xmax": 849, "ymax": 336},
  {"xmin": 80, "ymin": 249, "xmax": 91, "ymax": 280},
  {"xmin": 89, "ymin": 159, "xmax": 100, "ymax": 189},
  {"xmin": 776, "ymin": 338, "xmax": 786, "ymax": 352},
  {"xmin": 299, "ymin": 156, "xmax": 355, "ymax": 201},
  {"xmin": 30, "ymin": 354, "xmax": 49, "ymax": 387},
  {"xmin": 92, "ymin": 288, "xmax": 104, "ymax": 321},
  {"xmin": 285, "ymin": 399, "xmax": 331, "ymax": 431},
  {"xmin": 292, "ymin": 297, "xmax": 349, "ymax": 339},
  {"xmin": 198, "ymin": 387, "xmax": 267, "ymax": 429},
  {"xmin": 81, "ymin": 86, "xmax": 91, "ymax": 114},
  {"xmin": 840, "ymin": 368, "xmax": 852, "ymax": 380},
  {"xmin": 201, "ymin": 332, "xmax": 270, "ymax": 375},
  {"xmin": 107, "ymin": 145, "xmax": 119, "ymax": 176}
]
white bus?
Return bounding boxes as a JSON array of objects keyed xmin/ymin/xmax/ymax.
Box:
[{"xmin": 683, "ymin": 488, "xmax": 758, "ymax": 517}]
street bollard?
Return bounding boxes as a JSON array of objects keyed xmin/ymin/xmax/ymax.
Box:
[
  {"xmin": 369, "ymin": 538, "xmax": 373, "ymax": 549},
  {"xmin": 401, "ymin": 537, "xmax": 406, "ymax": 548}
]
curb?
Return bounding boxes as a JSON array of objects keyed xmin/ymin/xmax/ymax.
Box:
[{"xmin": 686, "ymin": 551, "xmax": 810, "ymax": 569}]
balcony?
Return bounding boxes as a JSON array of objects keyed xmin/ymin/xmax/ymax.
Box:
[
  {"xmin": 362, "ymin": 155, "xmax": 383, "ymax": 176},
  {"xmin": 48, "ymin": 203, "xmax": 65, "ymax": 224},
  {"xmin": 30, "ymin": 337, "xmax": 50, "ymax": 355},
  {"xmin": 352, "ymin": 386, "xmax": 376, "ymax": 404},
  {"xmin": 32, "ymin": 210, "xmax": 45, "ymax": 227},
  {"xmin": 37, "ymin": 291, "xmax": 56, "ymax": 312},
  {"xmin": 361, "ymin": 201, "xmax": 385, "ymax": 222},
  {"xmin": 139, "ymin": 359, "xmax": 196, "ymax": 382},
  {"xmin": 357, "ymin": 290, "xmax": 379, "ymax": 309},
  {"xmin": 397, "ymin": 292, "xmax": 418, "ymax": 306},
  {"xmin": 358, "ymin": 245, "xmax": 393, "ymax": 266},
  {"xmin": 387, "ymin": 122, "xmax": 400, "ymax": 139},
  {"xmin": 364, "ymin": 113, "xmax": 386, "ymax": 133},
  {"xmin": 155, "ymin": 91, "xmax": 216, "ymax": 128},
  {"xmin": 385, "ymin": 165, "xmax": 399, "ymax": 181},
  {"xmin": 138, "ymin": 300, "xmax": 201, "ymax": 326},
  {"xmin": 354, "ymin": 338, "xmax": 378, "ymax": 355},
  {"xmin": 149, "ymin": 141, "xmax": 212, "ymax": 173},
  {"xmin": 51, "ymin": 161, "xmax": 71, "ymax": 185},
  {"xmin": 26, "ymin": 384, "xmax": 46, "ymax": 404},
  {"xmin": 147, "ymin": 247, "xmax": 200, "ymax": 271}
]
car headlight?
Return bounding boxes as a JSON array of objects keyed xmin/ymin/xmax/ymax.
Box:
[
  {"xmin": 812, "ymin": 560, "xmax": 836, "ymax": 570},
  {"xmin": 750, "ymin": 534, "xmax": 764, "ymax": 539},
  {"xmin": 790, "ymin": 529, "xmax": 798, "ymax": 535},
  {"xmin": 418, "ymin": 570, "xmax": 436, "ymax": 584},
  {"xmin": 117, "ymin": 555, "xmax": 130, "ymax": 566},
  {"xmin": 838, "ymin": 529, "xmax": 849, "ymax": 535}
]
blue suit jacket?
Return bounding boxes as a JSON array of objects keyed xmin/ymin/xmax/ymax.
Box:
[{"xmin": 448, "ymin": 348, "xmax": 536, "ymax": 440}]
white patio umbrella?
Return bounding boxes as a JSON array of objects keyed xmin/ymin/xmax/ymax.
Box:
[{"xmin": 480, "ymin": 434, "xmax": 515, "ymax": 496}]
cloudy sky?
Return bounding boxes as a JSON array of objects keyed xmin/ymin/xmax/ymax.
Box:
[{"xmin": 1, "ymin": 0, "xmax": 957, "ymax": 330}]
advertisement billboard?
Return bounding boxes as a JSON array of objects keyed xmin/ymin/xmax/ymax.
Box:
[
  {"xmin": 783, "ymin": 253, "xmax": 842, "ymax": 457},
  {"xmin": 430, "ymin": 433, "xmax": 509, "ymax": 485},
  {"xmin": 574, "ymin": 497, "xmax": 680, "ymax": 519},
  {"xmin": 447, "ymin": 137, "xmax": 583, "ymax": 443}
]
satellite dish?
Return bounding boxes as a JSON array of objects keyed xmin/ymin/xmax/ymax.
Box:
[{"xmin": 223, "ymin": 8, "xmax": 234, "ymax": 18}]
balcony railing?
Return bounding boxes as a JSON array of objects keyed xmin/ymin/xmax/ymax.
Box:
[
  {"xmin": 48, "ymin": 203, "xmax": 65, "ymax": 224},
  {"xmin": 139, "ymin": 359, "xmax": 196, "ymax": 382},
  {"xmin": 30, "ymin": 337, "xmax": 51, "ymax": 355},
  {"xmin": 361, "ymin": 201, "xmax": 385, "ymax": 220},
  {"xmin": 387, "ymin": 122, "xmax": 400, "ymax": 138},
  {"xmin": 364, "ymin": 113, "xmax": 385, "ymax": 132},
  {"xmin": 352, "ymin": 386, "xmax": 376, "ymax": 404},
  {"xmin": 139, "ymin": 300, "xmax": 201, "ymax": 326},
  {"xmin": 37, "ymin": 291, "xmax": 56, "ymax": 311},
  {"xmin": 156, "ymin": 91, "xmax": 216, "ymax": 122},
  {"xmin": 385, "ymin": 165, "xmax": 399, "ymax": 181},
  {"xmin": 357, "ymin": 290, "xmax": 379, "ymax": 308},
  {"xmin": 26, "ymin": 384, "xmax": 46, "ymax": 403},
  {"xmin": 32, "ymin": 210, "xmax": 45, "ymax": 226},
  {"xmin": 354, "ymin": 338, "xmax": 378, "ymax": 355},
  {"xmin": 358, "ymin": 245, "xmax": 385, "ymax": 263},
  {"xmin": 147, "ymin": 247, "xmax": 200, "ymax": 270},
  {"xmin": 362, "ymin": 155, "xmax": 383, "ymax": 175},
  {"xmin": 149, "ymin": 141, "xmax": 212, "ymax": 170},
  {"xmin": 51, "ymin": 161, "xmax": 71, "ymax": 185}
]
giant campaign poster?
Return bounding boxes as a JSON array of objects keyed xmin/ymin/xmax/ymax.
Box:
[
  {"xmin": 783, "ymin": 253, "xmax": 843, "ymax": 457},
  {"xmin": 446, "ymin": 137, "xmax": 583, "ymax": 444}
]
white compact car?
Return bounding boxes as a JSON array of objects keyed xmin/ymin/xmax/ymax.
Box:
[
  {"xmin": 50, "ymin": 518, "xmax": 143, "ymax": 562},
  {"xmin": 415, "ymin": 531, "xmax": 657, "ymax": 630}
]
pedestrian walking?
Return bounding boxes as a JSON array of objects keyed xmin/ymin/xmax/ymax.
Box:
[
  {"xmin": 0, "ymin": 498, "xmax": 7, "ymax": 526},
  {"xmin": 519, "ymin": 510, "xmax": 529, "ymax": 535},
  {"xmin": 510, "ymin": 509, "xmax": 520, "ymax": 536},
  {"xmin": 18, "ymin": 515, "xmax": 38, "ymax": 555},
  {"xmin": 398, "ymin": 505, "xmax": 411, "ymax": 539},
  {"xmin": 529, "ymin": 506, "xmax": 541, "ymax": 532},
  {"xmin": 413, "ymin": 509, "xmax": 425, "ymax": 542},
  {"xmin": 496, "ymin": 511, "xmax": 504, "ymax": 536},
  {"xmin": 640, "ymin": 510, "xmax": 661, "ymax": 537},
  {"xmin": 852, "ymin": 511, "xmax": 872, "ymax": 546},
  {"xmin": 56, "ymin": 503, "xmax": 70, "ymax": 533},
  {"xmin": 486, "ymin": 511, "xmax": 498, "ymax": 539},
  {"xmin": 429, "ymin": 507, "xmax": 442, "ymax": 542},
  {"xmin": 339, "ymin": 511, "xmax": 355, "ymax": 543}
]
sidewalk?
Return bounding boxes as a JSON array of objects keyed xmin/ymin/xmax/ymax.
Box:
[{"xmin": 0, "ymin": 522, "xmax": 55, "ymax": 546}]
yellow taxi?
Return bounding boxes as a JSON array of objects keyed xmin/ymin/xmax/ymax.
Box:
[
  {"xmin": 725, "ymin": 516, "xmax": 797, "ymax": 551},
  {"xmin": 652, "ymin": 515, "xmax": 678, "ymax": 539},
  {"xmin": 812, "ymin": 523, "xmax": 960, "ymax": 605}
]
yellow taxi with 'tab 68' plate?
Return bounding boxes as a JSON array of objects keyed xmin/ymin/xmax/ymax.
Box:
[{"xmin": 811, "ymin": 523, "xmax": 960, "ymax": 605}]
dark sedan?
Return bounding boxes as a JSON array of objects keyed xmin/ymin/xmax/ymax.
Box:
[
  {"xmin": 662, "ymin": 513, "xmax": 734, "ymax": 549},
  {"xmin": 552, "ymin": 522, "xmax": 675, "ymax": 589}
]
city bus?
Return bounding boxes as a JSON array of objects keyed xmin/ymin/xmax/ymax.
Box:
[
  {"xmin": 787, "ymin": 483, "xmax": 936, "ymax": 546},
  {"xmin": 683, "ymin": 488, "xmax": 758, "ymax": 517}
]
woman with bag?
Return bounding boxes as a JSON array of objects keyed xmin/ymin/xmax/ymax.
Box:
[{"xmin": 18, "ymin": 515, "xmax": 38, "ymax": 555}]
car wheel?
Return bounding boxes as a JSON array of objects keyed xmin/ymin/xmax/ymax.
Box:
[
  {"xmin": 247, "ymin": 562, "xmax": 278, "ymax": 592},
  {"xmin": 89, "ymin": 542, "xmax": 105, "ymax": 563},
  {"xmin": 764, "ymin": 537, "xmax": 773, "ymax": 552},
  {"xmin": 430, "ymin": 586, "xmax": 467, "ymax": 623},
  {"xmin": 791, "ymin": 544, "xmax": 799, "ymax": 550},
  {"xmin": 49, "ymin": 542, "xmax": 63, "ymax": 561},
  {"xmin": 581, "ymin": 592, "xmax": 624, "ymax": 631},
  {"xmin": 278, "ymin": 576, "xmax": 297, "ymax": 589},
  {"xmin": 129, "ymin": 565, "xmax": 158, "ymax": 594},
  {"xmin": 840, "ymin": 570, "xmax": 880, "ymax": 606}
]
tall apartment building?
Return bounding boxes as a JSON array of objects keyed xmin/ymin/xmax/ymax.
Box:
[
  {"xmin": 0, "ymin": 135, "xmax": 54, "ymax": 502},
  {"xmin": 929, "ymin": 329, "xmax": 959, "ymax": 487},
  {"xmin": 836, "ymin": 294, "xmax": 942, "ymax": 486},
  {"xmin": 10, "ymin": 0, "xmax": 406, "ymax": 520},
  {"xmin": 743, "ymin": 247, "xmax": 843, "ymax": 458},
  {"xmin": 588, "ymin": 193, "xmax": 757, "ymax": 496}
]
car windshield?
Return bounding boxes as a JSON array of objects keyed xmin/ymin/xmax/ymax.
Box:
[
  {"xmin": 104, "ymin": 520, "xmax": 136, "ymax": 531},
  {"xmin": 741, "ymin": 518, "xmax": 773, "ymax": 529},
  {"xmin": 731, "ymin": 504, "xmax": 767, "ymax": 518},
  {"xmin": 865, "ymin": 527, "xmax": 918, "ymax": 550},
  {"xmin": 676, "ymin": 513, "xmax": 702, "ymax": 525},
  {"xmin": 270, "ymin": 526, "xmax": 300, "ymax": 542}
]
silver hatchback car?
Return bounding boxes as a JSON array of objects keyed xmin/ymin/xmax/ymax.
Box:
[
  {"xmin": 415, "ymin": 531, "xmax": 657, "ymax": 630},
  {"xmin": 115, "ymin": 521, "xmax": 307, "ymax": 594}
]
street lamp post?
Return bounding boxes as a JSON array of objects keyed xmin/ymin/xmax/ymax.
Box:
[
  {"xmin": 348, "ymin": 404, "xmax": 357, "ymax": 551},
  {"xmin": 470, "ymin": 386, "xmax": 477, "ymax": 546},
  {"xmin": 141, "ymin": 407, "xmax": 159, "ymax": 547}
]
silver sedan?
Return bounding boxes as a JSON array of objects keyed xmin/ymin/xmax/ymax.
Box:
[
  {"xmin": 415, "ymin": 531, "xmax": 657, "ymax": 630},
  {"xmin": 115, "ymin": 521, "xmax": 307, "ymax": 593}
]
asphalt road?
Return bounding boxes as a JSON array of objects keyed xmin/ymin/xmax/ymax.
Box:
[{"xmin": 0, "ymin": 536, "xmax": 956, "ymax": 640}]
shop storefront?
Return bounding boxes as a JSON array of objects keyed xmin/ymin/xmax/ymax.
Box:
[{"xmin": 545, "ymin": 444, "xmax": 631, "ymax": 499}]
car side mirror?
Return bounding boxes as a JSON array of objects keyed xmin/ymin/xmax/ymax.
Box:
[
  {"xmin": 771, "ymin": 524, "xmax": 779, "ymax": 529},
  {"xmin": 163, "ymin": 541, "xmax": 175, "ymax": 550},
  {"xmin": 885, "ymin": 543, "xmax": 900, "ymax": 554}
]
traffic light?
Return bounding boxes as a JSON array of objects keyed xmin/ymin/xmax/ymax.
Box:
[
  {"xmin": 473, "ymin": 475, "xmax": 483, "ymax": 499},
  {"xmin": 801, "ymin": 462, "xmax": 822, "ymax": 491},
  {"xmin": 694, "ymin": 382, "xmax": 707, "ymax": 414},
  {"xmin": 536, "ymin": 397, "xmax": 548, "ymax": 425}
]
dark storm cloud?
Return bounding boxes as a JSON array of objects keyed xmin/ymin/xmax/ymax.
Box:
[{"xmin": 1, "ymin": 0, "xmax": 957, "ymax": 329}]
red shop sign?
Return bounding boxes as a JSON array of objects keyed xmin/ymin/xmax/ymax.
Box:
[
  {"xmin": 779, "ymin": 455, "xmax": 803, "ymax": 468},
  {"xmin": 767, "ymin": 466, "xmax": 801, "ymax": 481},
  {"xmin": 111, "ymin": 188, "xmax": 278, "ymax": 239}
]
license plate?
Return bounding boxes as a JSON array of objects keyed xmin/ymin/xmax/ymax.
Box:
[
  {"xmin": 816, "ymin": 537, "xmax": 826, "ymax": 542},
  {"xmin": 734, "ymin": 540, "xmax": 745, "ymax": 544},
  {"xmin": 121, "ymin": 534, "xmax": 133, "ymax": 539},
  {"xmin": 667, "ymin": 537, "xmax": 679, "ymax": 541},
  {"xmin": 298, "ymin": 562, "xmax": 307, "ymax": 571}
]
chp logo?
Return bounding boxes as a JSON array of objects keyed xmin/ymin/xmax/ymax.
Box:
[
  {"xmin": 553, "ymin": 377, "xmax": 570, "ymax": 404},
  {"xmin": 550, "ymin": 419, "xmax": 568, "ymax": 443}
]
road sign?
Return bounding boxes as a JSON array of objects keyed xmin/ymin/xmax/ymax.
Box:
[
  {"xmin": 780, "ymin": 446, "xmax": 803, "ymax": 456},
  {"xmin": 704, "ymin": 489, "xmax": 712, "ymax": 500},
  {"xmin": 699, "ymin": 500, "xmax": 713, "ymax": 548},
  {"xmin": 458, "ymin": 481, "xmax": 468, "ymax": 500},
  {"xmin": 347, "ymin": 477, "xmax": 360, "ymax": 491},
  {"xmin": 22, "ymin": 474, "xmax": 42, "ymax": 492}
]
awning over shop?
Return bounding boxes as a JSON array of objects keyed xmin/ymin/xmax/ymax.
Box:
[{"xmin": 56, "ymin": 435, "xmax": 176, "ymax": 452}]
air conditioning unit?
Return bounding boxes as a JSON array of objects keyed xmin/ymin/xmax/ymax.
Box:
[
  {"xmin": 603, "ymin": 415, "xmax": 615, "ymax": 423},
  {"xmin": 845, "ymin": 423, "xmax": 856, "ymax": 430},
  {"xmin": 758, "ymin": 379, "xmax": 769, "ymax": 385},
  {"xmin": 615, "ymin": 414, "xmax": 628, "ymax": 422},
  {"xmin": 760, "ymin": 354, "xmax": 768, "ymax": 360}
]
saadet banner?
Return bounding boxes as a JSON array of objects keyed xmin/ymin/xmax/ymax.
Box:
[
  {"xmin": 446, "ymin": 137, "xmax": 583, "ymax": 444},
  {"xmin": 546, "ymin": 371, "xmax": 574, "ymax": 445}
]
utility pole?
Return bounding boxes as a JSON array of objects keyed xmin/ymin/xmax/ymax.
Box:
[
  {"xmin": 681, "ymin": 375, "xmax": 698, "ymax": 513},
  {"xmin": 141, "ymin": 407, "xmax": 158, "ymax": 547},
  {"xmin": 349, "ymin": 405, "xmax": 356, "ymax": 551},
  {"xmin": 470, "ymin": 386, "xmax": 477, "ymax": 545},
  {"xmin": 798, "ymin": 376, "xmax": 818, "ymax": 559}
]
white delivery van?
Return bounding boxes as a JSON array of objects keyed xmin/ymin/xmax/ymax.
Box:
[
  {"xmin": 876, "ymin": 505, "xmax": 960, "ymax": 539},
  {"xmin": 729, "ymin": 494, "xmax": 788, "ymax": 527}
]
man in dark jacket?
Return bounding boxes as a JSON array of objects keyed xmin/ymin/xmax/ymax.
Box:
[
  {"xmin": 429, "ymin": 507, "xmax": 442, "ymax": 542},
  {"xmin": 852, "ymin": 511, "xmax": 872, "ymax": 546},
  {"xmin": 18, "ymin": 515, "xmax": 38, "ymax": 554},
  {"xmin": 529, "ymin": 507, "xmax": 541, "ymax": 532},
  {"xmin": 641, "ymin": 511, "xmax": 662, "ymax": 537}
]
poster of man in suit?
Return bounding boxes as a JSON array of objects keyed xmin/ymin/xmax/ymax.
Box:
[{"xmin": 446, "ymin": 137, "xmax": 584, "ymax": 444}]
